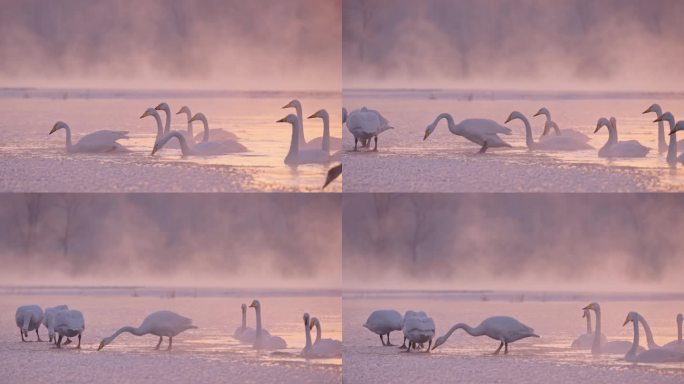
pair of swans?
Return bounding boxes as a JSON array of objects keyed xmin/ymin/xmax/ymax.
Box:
[
  {"xmin": 402, "ymin": 311, "xmax": 435, "ymax": 353},
  {"xmin": 277, "ymin": 111, "xmax": 340, "ymax": 165},
  {"xmin": 643, "ymin": 104, "xmax": 684, "ymax": 154},
  {"xmin": 142, "ymin": 108, "xmax": 247, "ymax": 156},
  {"xmin": 15, "ymin": 305, "xmax": 44, "ymax": 342},
  {"xmin": 346, "ymin": 107, "xmax": 394, "ymax": 151},
  {"xmin": 623, "ymin": 312, "xmax": 684, "ymax": 363},
  {"xmin": 432, "ymin": 316, "xmax": 538, "ymax": 354},
  {"xmin": 152, "ymin": 103, "xmax": 239, "ymax": 147},
  {"xmin": 653, "ymin": 112, "xmax": 684, "ymax": 165},
  {"xmin": 571, "ymin": 309, "xmax": 606, "ymax": 349},
  {"xmin": 583, "ymin": 303, "xmax": 645, "ymax": 354},
  {"xmin": 505, "ymin": 110, "xmax": 593, "ymax": 151},
  {"xmin": 594, "ymin": 118, "xmax": 650, "ymax": 158},
  {"xmin": 534, "ymin": 107, "xmax": 592, "ymax": 143},
  {"xmin": 53, "ymin": 309, "xmax": 85, "ymax": 348},
  {"xmin": 363, "ymin": 309, "xmax": 404, "ymax": 346},
  {"xmin": 98, "ymin": 310, "xmax": 197, "ymax": 351},
  {"xmin": 283, "ymin": 99, "xmax": 342, "ymax": 151},
  {"xmin": 301, "ymin": 313, "xmax": 342, "ymax": 358},
  {"xmin": 49, "ymin": 122, "xmax": 130, "ymax": 153},
  {"xmin": 232, "ymin": 303, "xmax": 258, "ymax": 343},
  {"xmin": 424, "ymin": 113, "xmax": 512, "ymax": 153},
  {"xmin": 44, "ymin": 305, "xmax": 72, "ymax": 344}
]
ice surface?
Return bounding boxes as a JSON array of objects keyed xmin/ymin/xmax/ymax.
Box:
[
  {"xmin": 0, "ymin": 289, "xmax": 341, "ymax": 383},
  {"xmin": 342, "ymin": 91, "xmax": 684, "ymax": 192},
  {"xmin": 343, "ymin": 293, "xmax": 684, "ymax": 383},
  {"xmin": 0, "ymin": 90, "xmax": 342, "ymax": 192}
]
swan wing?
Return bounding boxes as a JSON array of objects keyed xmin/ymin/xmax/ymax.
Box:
[
  {"xmin": 309, "ymin": 338, "xmax": 342, "ymax": 358},
  {"xmin": 141, "ymin": 311, "xmax": 194, "ymax": 336},
  {"xmin": 193, "ymin": 140, "xmax": 247, "ymax": 155},
  {"xmin": 364, "ymin": 310, "xmax": 403, "ymax": 333},
  {"xmin": 459, "ymin": 119, "xmax": 512, "ymax": 136},
  {"xmin": 54, "ymin": 310, "xmax": 85, "ymax": 333},
  {"xmin": 194, "ymin": 128, "xmax": 239, "ymax": 142}
]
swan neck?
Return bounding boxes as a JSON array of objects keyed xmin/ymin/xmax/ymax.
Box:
[
  {"xmin": 678, "ymin": 318, "xmax": 682, "ymax": 342},
  {"xmin": 110, "ymin": 326, "xmax": 144, "ymax": 342},
  {"xmin": 304, "ymin": 320, "xmax": 312, "ymax": 349},
  {"xmin": 667, "ymin": 129, "xmax": 677, "ymax": 164},
  {"xmin": 296, "ymin": 105, "xmax": 305, "ymax": 145},
  {"xmin": 64, "ymin": 126, "xmax": 73, "ymax": 149},
  {"xmin": 586, "ymin": 312, "xmax": 592, "ymax": 334},
  {"xmin": 287, "ymin": 122, "xmax": 299, "ymax": 161},
  {"xmin": 163, "ymin": 109, "xmax": 171, "ymax": 134},
  {"xmin": 322, "ymin": 114, "xmax": 330, "ymax": 153},
  {"xmin": 186, "ymin": 117, "xmax": 194, "ymax": 137},
  {"xmin": 626, "ymin": 318, "xmax": 640, "ymax": 359},
  {"xmin": 592, "ymin": 308, "xmax": 602, "ymax": 354},
  {"xmin": 518, "ymin": 114, "xmax": 534, "ymax": 148},
  {"xmin": 152, "ymin": 113, "xmax": 163, "ymax": 142},
  {"xmin": 314, "ymin": 320, "xmax": 321, "ymax": 344},
  {"xmin": 241, "ymin": 307, "xmax": 247, "ymax": 329},
  {"xmin": 435, "ymin": 113, "xmax": 455, "ymax": 130},
  {"xmin": 638, "ymin": 314, "xmax": 659, "ymax": 349},
  {"xmin": 200, "ymin": 117, "xmax": 209, "ymax": 142},
  {"xmin": 657, "ymin": 114, "xmax": 666, "ymax": 152},
  {"xmin": 255, "ymin": 306, "xmax": 262, "ymax": 337}
]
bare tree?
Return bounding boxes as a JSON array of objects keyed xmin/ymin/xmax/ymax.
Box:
[{"xmin": 14, "ymin": 194, "xmax": 43, "ymax": 256}]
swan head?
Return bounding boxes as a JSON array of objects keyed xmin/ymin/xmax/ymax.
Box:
[
  {"xmin": 610, "ymin": 117, "xmax": 617, "ymax": 130},
  {"xmin": 643, "ymin": 104, "xmax": 661, "ymax": 115},
  {"xmin": 277, "ymin": 114, "xmax": 299, "ymax": 125},
  {"xmin": 155, "ymin": 102, "xmax": 170, "ymax": 113},
  {"xmin": 533, "ymin": 107, "xmax": 550, "ymax": 119},
  {"xmin": 49, "ymin": 121, "xmax": 69, "ymax": 135},
  {"xmin": 307, "ymin": 109, "xmax": 328, "ymax": 120},
  {"xmin": 670, "ymin": 121, "xmax": 684, "ymax": 136},
  {"xmin": 140, "ymin": 108, "xmax": 159, "ymax": 120},
  {"xmin": 623, "ymin": 311, "xmax": 639, "ymax": 326},
  {"xmin": 303, "ymin": 312, "xmax": 310, "ymax": 325},
  {"xmin": 309, "ymin": 317, "xmax": 319, "ymax": 330},
  {"xmin": 423, "ymin": 122, "xmax": 437, "ymax": 141},
  {"xmin": 594, "ymin": 118, "xmax": 610, "ymax": 134},
  {"xmin": 249, "ymin": 299, "xmax": 260, "ymax": 309},
  {"xmin": 582, "ymin": 309, "xmax": 589, "ymax": 318},
  {"xmin": 342, "ymin": 107, "xmax": 348, "ymax": 123},
  {"xmin": 176, "ymin": 106, "xmax": 191, "ymax": 117},
  {"xmin": 583, "ymin": 302, "xmax": 600, "ymax": 312},
  {"xmin": 432, "ymin": 334, "xmax": 448, "ymax": 350},
  {"xmin": 677, "ymin": 313, "xmax": 683, "ymax": 324},
  {"xmin": 97, "ymin": 336, "xmax": 113, "ymax": 351},
  {"xmin": 189, "ymin": 113, "xmax": 208, "ymax": 125},
  {"xmin": 504, "ymin": 111, "xmax": 524, "ymax": 124},
  {"xmin": 282, "ymin": 99, "xmax": 301, "ymax": 110}
]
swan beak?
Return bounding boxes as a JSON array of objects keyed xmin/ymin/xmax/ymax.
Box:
[
  {"xmin": 504, "ymin": 116, "xmax": 513, "ymax": 124},
  {"xmin": 49, "ymin": 127, "xmax": 57, "ymax": 135},
  {"xmin": 282, "ymin": 102, "xmax": 292, "ymax": 109},
  {"xmin": 276, "ymin": 117, "xmax": 288, "ymax": 123},
  {"xmin": 151, "ymin": 144, "xmax": 159, "ymax": 155},
  {"xmin": 533, "ymin": 112, "xmax": 540, "ymax": 117},
  {"xmin": 622, "ymin": 317, "xmax": 630, "ymax": 327},
  {"xmin": 189, "ymin": 116, "xmax": 198, "ymax": 123},
  {"xmin": 654, "ymin": 117, "xmax": 663, "ymax": 123},
  {"xmin": 175, "ymin": 110, "xmax": 182, "ymax": 115},
  {"xmin": 154, "ymin": 104, "xmax": 163, "ymax": 110},
  {"xmin": 669, "ymin": 130, "xmax": 676, "ymax": 136},
  {"xmin": 423, "ymin": 129, "xmax": 430, "ymax": 141},
  {"xmin": 307, "ymin": 113, "xmax": 317, "ymax": 119},
  {"xmin": 642, "ymin": 108, "xmax": 651, "ymax": 114},
  {"xmin": 140, "ymin": 111, "xmax": 148, "ymax": 119},
  {"xmin": 97, "ymin": 342, "xmax": 105, "ymax": 351},
  {"xmin": 582, "ymin": 304, "xmax": 593, "ymax": 310},
  {"xmin": 593, "ymin": 126, "xmax": 600, "ymax": 134}
]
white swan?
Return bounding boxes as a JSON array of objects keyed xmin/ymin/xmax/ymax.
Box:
[
  {"xmin": 278, "ymin": 114, "xmax": 330, "ymax": 165},
  {"xmin": 188, "ymin": 113, "xmax": 247, "ymax": 152},
  {"xmin": 176, "ymin": 106, "xmax": 238, "ymax": 142},
  {"xmin": 15, "ymin": 305, "xmax": 44, "ymax": 342},
  {"xmin": 308, "ymin": 109, "xmax": 342, "ymax": 162},
  {"xmin": 533, "ymin": 107, "xmax": 591, "ymax": 143},
  {"xmin": 402, "ymin": 311, "xmax": 435, "ymax": 353},
  {"xmin": 505, "ymin": 111, "xmax": 592, "ymax": 151},
  {"xmin": 363, "ymin": 309, "xmax": 403, "ymax": 346},
  {"xmin": 424, "ymin": 113, "xmax": 512, "ymax": 153},
  {"xmin": 152, "ymin": 131, "xmax": 246, "ymax": 156},
  {"xmin": 583, "ymin": 302, "xmax": 644, "ymax": 354},
  {"xmin": 643, "ymin": 104, "xmax": 671, "ymax": 153},
  {"xmin": 347, "ymin": 107, "xmax": 394, "ymax": 151},
  {"xmin": 571, "ymin": 309, "xmax": 607, "ymax": 349},
  {"xmin": 283, "ymin": 99, "xmax": 342, "ymax": 150},
  {"xmin": 49, "ymin": 122, "xmax": 129, "ymax": 153},
  {"xmin": 301, "ymin": 313, "xmax": 342, "ymax": 358},
  {"xmin": 43, "ymin": 305, "xmax": 69, "ymax": 343},
  {"xmin": 623, "ymin": 312, "xmax": 684, "ymax": 363},
  {"xmin": 432, "ymin": 316, "xmax": 539, "ymax": 354},
  {"xmin": 53, "ymin": 309, "xmax": 85, "ymax": 349},
  {"xmin": 594, "ymin": 117, "xmax": 650, "ymax": 158},
  {"xmin": 655, "ymin": 113, "xmax": 684, "ymax": 165},
  {"xmin": 249, "ymin": 300, "xmax": 287, "ymax": 350},
  {"xmin": 662, "ymin": 314, "xmax": 684, "ymax": 352},
  {"xmin": 98, "ymin": 310, "xmax": 197, "ymax": 351},
  {"xmin": 323, "ymin": 163, "xmax": 342, "ymax": 189},
  {"xmin": 232, "ymin": 303, "xmax": 257, "ymax": 343},
  {"xmin": 140, "ymin": 108, "xmax": 166, "ymax": 143}
]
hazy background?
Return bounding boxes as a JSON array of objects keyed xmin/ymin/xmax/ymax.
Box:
[
  {"xmin": 343, "ymin": 0, "xmax": 684, "ymax": 91},
  {"xmin": 0, "ymin": 194, "xmax": 341, "ymax": 289},
  {"xmin": 0, "ymin": 0, "xmax": 341, "ymax": 91},
  {"xmin": 343, "ymin": 194, "xmax": 684, "ymax": 292}
]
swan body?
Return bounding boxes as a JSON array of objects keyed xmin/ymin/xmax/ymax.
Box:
[
  {"xmin": 53, "ymin": 309, "xmax": 85, "ymax": 348},
  {"xmin": 189, "ymin": 113, "xmax": 246, "ymax": 151},
  {"xmin": 283, "ymin": 99, "xmax": 342, "ymax": 150},
  {"xmin": 346, "ymin": 107, "xmax": 393, "ymax": 151},
  {"xmin": 43, "ymin": 305, "xmax": 69, "ymax": 343},
  {"xmin": 583, "ymin": 302, "xmax": 645, "ymax": 355},
  {"xmin": 233, "ymin": 303, "xmax": 257, "ymax": 343},
  {"xmin": 402, "ymin": 311, "xmax": 435, "ymax": 352},
  {"xmin": 623, "ymin": 312, "xmax": 684, "ymax": 363},
  {"xmin": 594, "ymin": 117, "xmax": 649, "ymax": 158},
  {"xmin": 176, "ymin": 105, "xmax": 238, "ymax": 142},
  {"xmin": 323, "ymin": 164, "xmax": 342, "ymax": 189},
  {"xmin": 571, "ymin": 309, "xmax": 607, "ymax": 349},
  {"xmin": 278, "ymin": 114, "xmax": 330, "ymax": 165},
  {"xmin": 98, "ymin": 310, "xmax": 197, "ymax": 351},
  {"xmin": 424, "ymin": 113, "xmax": 512, "ymax": 153},
  {"xmin": 301, "ymin": 314, "xmax": 341, "ymax": 358},
  {"xmin": 153, "ymin": 131, "xmax": 246, "ymax": 156},
  {"xmin": 15, "ymin": 305, "xmax": 44, "ymax": 342},
  {"xmin": 662, "ymin": 314, "xmax": 684, "ymax": 352},
  {"xmin": 534, "ymin": 107, "xmax": 591, "ymax": 144},
  {"xmin": 363, "ymin": 309, "xmax": 403, "ymax": 346},
  {"xmin": 654, "ymin": 112, "xmax": 684, "ymax": 165},
  {"xmin": 249, "ymin": 300, "xmax": 287, "ymax": 350},
  {"xmin": 506, "ymin": 111, "xmax": 592, "ymax": 151},
  {"xmin": 49, "ymin": 122, "xmax": 129, "ymax": 153},
  {"xmin": 432, "ymin": 316, "xmax": 539, "ymax": 354},
  {"xmin": 643, "ymin": 104, "xmax": 670, "ymax": 153}
]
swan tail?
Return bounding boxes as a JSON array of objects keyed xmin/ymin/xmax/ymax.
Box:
[
  {"xmin": 362, "ymin": 324, "xmax": 369, "ymax": 329},
  {"xmin": 530, "ymin": 333, "xmax": 540, "ymax": 338}
]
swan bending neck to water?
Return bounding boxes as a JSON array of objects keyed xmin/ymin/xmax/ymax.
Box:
[
  {"xmin": 155, "ymin": 102, "xmax": 172, "ymax": 134},
  {"xmin": 643, "ymin": 104, "xmax": 668, "ymax": 153},
  {"xmin": 623, "ymin": 312, "xmax": 684, "ymax": 363},
  {"xmin": 307, "ymin": 109, "xmax": 331, "ymax": 152},
  {"xmin": 249, "ymin": 300, "xmax": 287, "ymax": 350},
  {"xmin": 277, "ymin": 114, "xmax": 329, "ymax": 165},
  {"xmin": 176, "ymin": 106, "xmax": 194, "ymax": 138},
  {"xmin": 98, "ymin": 310, "xmax": 196, "ymax": 351},
  {"xmin": 424, "ymin": 113, "xmax": 512, "ymax": 153},
  {"xmin": 283, "ymin": 99, "xmax": 306, "ymax": 146},
  {"xmin": 432, "ymin": 316, "xmax": 538, "ymax": 354},
  {"xmin": 505, "ymin": 111, "xmax": 538, "ymax": 149},
  {"xmin": 141, "ymin": 108, "xmax": 164, "ymax": 142},
  {"xmin": 49, "ymin": 122, "xmax": 129, "ymax": 153}
]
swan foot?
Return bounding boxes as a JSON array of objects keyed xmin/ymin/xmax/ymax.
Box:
[
  {"xmin": 76, "ymin": 334, "xmax": 81, "ymax": 349},
  {"xmin": 504, "ymin": 342, "xmax": 509, "ymax": 354},
  {"xmin": 494, "ymin": 341, "xmax": 504, "ymax": 355},
  {"xmin": 154, "ymin": 336, "xmax": 163, "ymax": 350},
  {"xmin": 56, "ymin": 335, "xmax": 63, "ymax": 348},
  {"xmin": 399, "ymin": 337, "xmax": 407, "ymax": 349},
  {"xmin": 36, "ymin": 330, "xmax": 43, "ymax": 342},
  {"xmin": 478, "ymin": 141, "xmax": 489, "ymax": 154}
]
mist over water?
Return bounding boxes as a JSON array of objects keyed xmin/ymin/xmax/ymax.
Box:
[
  {"xmin": 343, "ymin": 194, "xmax": 684, "ymax": 291},
  {"xmin": 343, "ymin": 0, "xmax": 684, "ymax": 91},
  {"xmin": 0, "ymin": 194, "xmax": 341, "ymax": 288},
  {"xmin": 0, "ymin": 0, "xmax": 341, "ymax": 91}
]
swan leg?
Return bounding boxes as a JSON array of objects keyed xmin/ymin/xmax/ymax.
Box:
[
  {"xmin": 426, "ymin": 339, "xmax": 432, "ymax": 353},
  {"xmin": 379, "ymin": 334, "xmax": 386, "ymax": 346},
  {"xmin": 477, "ymin": 141, "xmax": 489, "ymax": 154},
  {"xmin": 504, "ymin": 342, "xmax": 508, "ymax": 354},
  {"xmin": 20, "ymin": 329, "xmax": 26, "ymax": 342},
  {"xmin": 494, "ymin": 341, "xmax": 504, "ymax": 355},
  {"xmin": 154, "ymin": 336, "xmax": 163, "ymax": 350},
  {"xmin": 373, "ymin": 136, "xmax": 378, "ymax": 151},
  {"xmin": 167, "ymin": 337, "xmax": 173, "ymax": 351},
  {"xmin": 36, "ymin": 329, "xmax": 43, "ymax": 342},
  {"xmin": 56, "ymin": 334, "xmax": 63, "ymax": 348},
  {"xmin": 385, "ymin": 333, "xmax": 394, "ymax": 346},
  {"xmin": 48, "ymin": 335, "xmax": 53, "ymax": 343},
  {"xmin": 76, "ymin": 334, "xmax": 81, "ymax": 349},
  {"xmin": 63, "ymin": 338, "xmax": 72, "ymax": 346},
  {"xmin": 354, "ymin": 138, "xmax": 359, "ymax": 151},
  {"xmin": 400, "ymin": 337, "xmax": 407, "ymax": 349}
]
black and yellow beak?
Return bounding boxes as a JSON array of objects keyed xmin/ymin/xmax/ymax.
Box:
[
  {"xmin": 622, "ymin": 316, "xmax": 630, "ymax": 326},
  {"xmin": 276, "ymin": 117, "xmax": 288, "ymax": 123}
]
